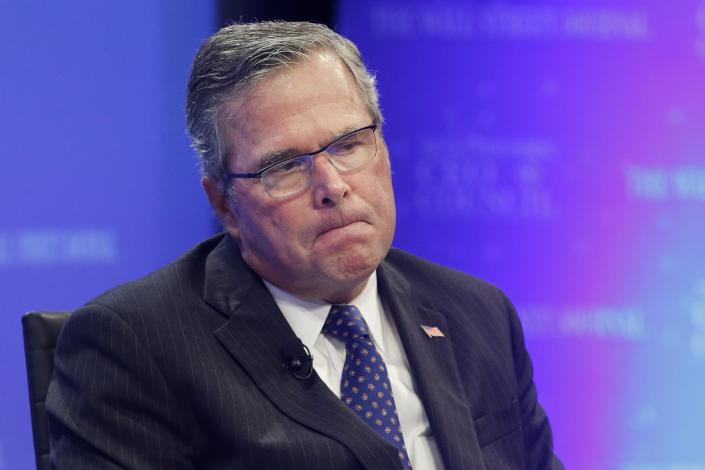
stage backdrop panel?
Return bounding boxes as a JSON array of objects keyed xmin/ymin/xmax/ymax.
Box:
[
  {"xmin": 338, "ymin": 1, "xmax": 705, "ymax": 468},
  {"xmin": 0, "ymin": 2, "xmax": 215, "ymax": 468}
]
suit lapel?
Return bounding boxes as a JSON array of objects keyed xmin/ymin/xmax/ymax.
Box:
[
  {"xmin": 378, "ymin": 258, "xmax": 487, "ymax": 470},
  {"xmin": 202, "ymin": 236, "xmax": 402, "ymax": 470}
]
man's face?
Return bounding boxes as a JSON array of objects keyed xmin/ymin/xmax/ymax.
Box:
[{"xmin": 203, "ymin": 51, "xmax": 396, "ymax": 303}]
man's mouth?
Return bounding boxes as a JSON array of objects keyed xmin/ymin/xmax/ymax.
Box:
[{"xmin": 315, "ymin": 216, "xmax": 368, "ymax": 242}]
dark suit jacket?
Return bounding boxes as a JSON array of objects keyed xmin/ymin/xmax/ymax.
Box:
[{"xmin": 47, "ymin": 234, "xmax": 563, "ymax": 469}]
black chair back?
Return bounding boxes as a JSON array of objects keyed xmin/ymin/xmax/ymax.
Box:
[{"xmin": 22, "ymin": 311, "xmax": 70, "ymax": 470}]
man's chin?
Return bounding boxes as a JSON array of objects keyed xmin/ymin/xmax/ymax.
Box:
[{"xmin": 322, "ymin": 247, "xmax": 381, "ymax": 284}]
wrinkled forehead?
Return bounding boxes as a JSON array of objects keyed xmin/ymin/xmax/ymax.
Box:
[{"xmin": 221, "ymin": 52, "xmax": 366, "ymax": 140}]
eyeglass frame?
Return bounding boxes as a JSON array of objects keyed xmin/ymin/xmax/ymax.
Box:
[{"xmin": 223, "ymin": 122, "xmax": 378, "ymax": 198}]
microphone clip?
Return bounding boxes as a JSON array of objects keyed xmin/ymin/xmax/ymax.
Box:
[{"xmin": 282, "ymin": 344, "xmax": 314, "ymax": 380}]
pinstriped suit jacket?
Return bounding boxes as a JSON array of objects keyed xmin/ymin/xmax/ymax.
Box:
[{"xmin": 46, "ymin": 234, "xmax": 563, "ymax": 469}]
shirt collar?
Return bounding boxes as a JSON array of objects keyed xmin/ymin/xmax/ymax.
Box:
[{"xmin": 263, "ymin": 271, "xmax": 383, "ymax": 350}]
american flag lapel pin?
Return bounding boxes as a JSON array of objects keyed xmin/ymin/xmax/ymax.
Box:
[{"xmin": 420, "ymin": 324, "xmax": 445, "ymax": 338}]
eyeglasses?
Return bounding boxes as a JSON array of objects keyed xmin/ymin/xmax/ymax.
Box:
[{"xmin": 224, "ymin": 123, "xmax": 378, "ymax": 199}]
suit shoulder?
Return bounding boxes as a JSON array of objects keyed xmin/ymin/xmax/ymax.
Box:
[
  {"xmin": 81, "ymin": 234, "xmax": 224, "ymax": 316},
  {"xmin": 384, "ymin": 247, "xmax": 505, "ymax": 300},
  {"xmin": 382, "ymin": 248, "xmax": 516, "ymax": 329}
]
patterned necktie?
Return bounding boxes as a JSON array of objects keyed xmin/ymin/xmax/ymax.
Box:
[{"xmin": 322, "ymin": 304, "xmax": 412, "ymax": 470}]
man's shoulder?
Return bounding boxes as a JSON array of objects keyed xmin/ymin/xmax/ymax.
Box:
[
  {"xmin": 381, "ymin": 247, "xmax": 513, "ymax": 324},
  {"xmin": 383, "ymin": 247, "xmax": 503, "ymax": 300},
  {"xmin": 84, "ymin": 233, "xmax": 226, "ymax": 314}
]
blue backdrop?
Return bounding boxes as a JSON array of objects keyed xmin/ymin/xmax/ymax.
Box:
[{"xmin": 1, "ymin": 3, "xmax": 215, "ymax": 468}]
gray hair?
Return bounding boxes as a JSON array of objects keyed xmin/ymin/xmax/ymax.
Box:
[{"xmin": 186, "ymin": 21, "xmax": 383, "ymax": 183}]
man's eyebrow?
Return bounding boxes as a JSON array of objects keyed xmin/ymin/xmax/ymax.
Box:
[
  {"xmin": 259, "ymin": 148, "xmax": 301, "ymax": 169},
  {"xmin": 257, "ymin": 125, "xmax": 363, "ymax": 170}
]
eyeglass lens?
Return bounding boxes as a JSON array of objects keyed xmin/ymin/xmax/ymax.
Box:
[{"xmin": 262, "ymin": 126, "xmax": 377, "ymax": 198}]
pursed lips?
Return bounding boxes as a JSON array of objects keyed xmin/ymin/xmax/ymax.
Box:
[{"xmin": 314, "ymin": 215, "xmax": 369, "ymax": 242}]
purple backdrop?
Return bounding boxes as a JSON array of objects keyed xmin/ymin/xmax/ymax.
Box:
[{"xmin": 338, "ymin": 1, "xmax": 705, "ymax": 468}]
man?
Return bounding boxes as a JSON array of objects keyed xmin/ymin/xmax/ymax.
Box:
[{"xmin": 47, "ymin": 21, "xmax": 563, "ymax": 469}]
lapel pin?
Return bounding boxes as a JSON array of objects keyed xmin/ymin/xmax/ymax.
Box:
[{"xmin": 420, "ymin": 324, "xmax": 445, "ymax": 338}]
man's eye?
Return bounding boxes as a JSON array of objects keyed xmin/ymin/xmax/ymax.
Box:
[
  {"xmin": 272, "ymin": 158, "xmax": 305, "ymax": 173},
  {"xmin": 329, "ymin": 140, "xmax": 360, "ymax": 156}
]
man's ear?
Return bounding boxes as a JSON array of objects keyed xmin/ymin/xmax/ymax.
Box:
[{"xmin": 201, "ymin": 176, "xmax": 241, "ymax": 240}]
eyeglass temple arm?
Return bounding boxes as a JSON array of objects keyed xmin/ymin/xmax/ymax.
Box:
[{"xmin": 224, "ymin": 172, "xmax": 260, "ymax": 179}]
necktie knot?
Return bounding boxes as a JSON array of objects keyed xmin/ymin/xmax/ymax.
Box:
[{"xmin": 322, "ymin": 304, "xmax": 370, "ymax": 346}]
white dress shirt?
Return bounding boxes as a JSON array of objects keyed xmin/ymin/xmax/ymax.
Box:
[{"xmin": 264, "ymin": 272, "xmax": 443, "ymax": 470}]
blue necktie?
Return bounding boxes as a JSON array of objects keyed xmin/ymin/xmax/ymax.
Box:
[{"xmin": 322, "ymin": 304, "xmax": 412, "ymax": 470}]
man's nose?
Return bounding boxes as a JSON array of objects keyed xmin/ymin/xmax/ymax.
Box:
[{"xmin": 311, "ymin": 154, "xmax": 349, "ymax": 208}]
